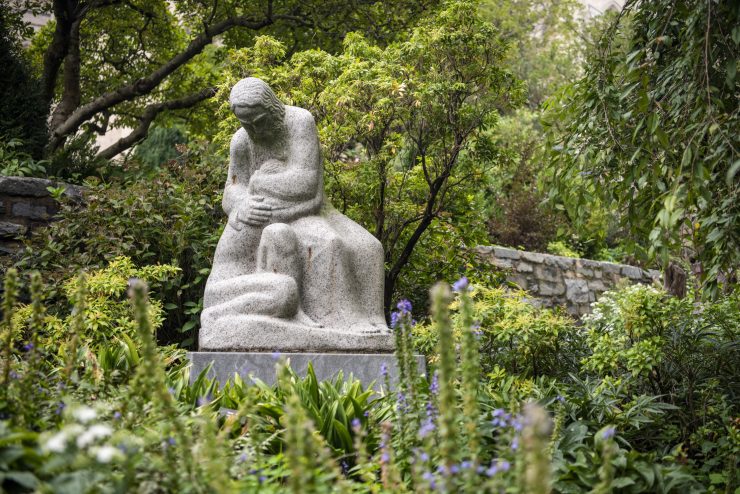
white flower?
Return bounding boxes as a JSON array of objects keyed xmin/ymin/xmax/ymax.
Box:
[
  {"xmin": 44, "ymin": 431, "xmax": 68, "ymax": 453},
  {"xmin": 72, "ymin": 406, "xmax": 97, "ymax": 423},
  {"xmin": 76, "ymin": 424, "xmax": 113, "ymax": 448},
  {"xmin": 93, "ymin": 445, "xmax": 121, "ymax": 463}
]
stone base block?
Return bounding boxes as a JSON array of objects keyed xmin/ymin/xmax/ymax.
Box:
[
  {"xmin": 199, "ymin": 315, "xmax": 395, "ymax": 353},
  {"xmin": 188, "ymin": 351, "xmax": 425, "ymax": 389}
]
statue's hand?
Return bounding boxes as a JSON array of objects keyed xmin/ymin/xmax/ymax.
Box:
[{"xmin": 237, "ymin": 195, "xmax": 272, "ymax": 227}]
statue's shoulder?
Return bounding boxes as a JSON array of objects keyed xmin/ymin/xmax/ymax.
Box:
[{"xmin": 285, "ymin": 106, "xmax": 316, "ymax": 128}]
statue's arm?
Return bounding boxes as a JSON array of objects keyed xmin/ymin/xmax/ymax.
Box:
[
  {"xmin": 248, "ymin": 110, "xmax": 322, "ymax": 203},
  {"xmin": 222, "ymin": 130, "xmax": 251, "ymax": 217}
]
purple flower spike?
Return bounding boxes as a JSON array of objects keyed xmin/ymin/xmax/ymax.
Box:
[
  {"xmin": 390, "ymin": 311, "xmax": 401, "ymax": 329},
  {"xmin": 380, "ymin": 362, "xmax": 388, "ymax": 379},
  {"xmin": 452, "ymin": 276, "xmax": 469, "ymax": 292},
  {"xmin": 510, "ymin": 436, "xmax": 519, "ymax": 451},
  {"xmin": 351, "ymin": 418, "xmax": 361, "ymax": 430},
  {"xmin": 397, "ymin": 299, "xmax": 412, "ymax": 314},
  {"xmin": 602, "ymin": 427, "xmax": 616, "ymax": 440}
]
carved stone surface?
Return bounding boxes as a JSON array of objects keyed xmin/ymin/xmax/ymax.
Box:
[{"xmin": 200, "ymin": 78, "xmax": 393, "ymax": 352}]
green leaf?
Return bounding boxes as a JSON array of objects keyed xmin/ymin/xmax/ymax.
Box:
[{"xmin": 727, "ymin": 159, "xmax": 740, "ymax": 186}]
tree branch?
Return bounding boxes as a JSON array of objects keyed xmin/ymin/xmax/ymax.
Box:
[
  {"xmin": 96, "ymin": 87, "xmax": 216, "ymax": 159},
  {"xmin": 47, "ymin": 12, "xmax": 274, "ymax": 153}
]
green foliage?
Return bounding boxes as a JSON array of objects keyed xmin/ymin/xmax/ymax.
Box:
[
  {"xmin": 0, "ymin": 6, "xmax": 47, "ymax": 159},
  {"xmin": 14, "ymin": 257, "xmax": 178, "ymax": 351},
  {"xmin": 0, "ymin": 138, "xmax": 47, "ymax": 178},
  {"xmin": 2, "ymin": 262, "xmax": 737, "ymax": 492},
  {"xmin": 546, "ymin": 240, "xmax": 581, "ymax": 259},
  {"xmin": 16, "ymin": 143, "xmax": 225, "ymax": 347},
  {"xmin": 480, "ymin": 0, "xmax": 584, "ymax": 108},
  {"xmin": 132, "ymin": 126, "xmax": 187, "ymax": 169},
  {"xmin": 415, "ymin": 285, "xmax": 584, "ymax": 379},
  {"xmin": 545, "ymin": 0, "xmax": 740, "ymax": 293}
]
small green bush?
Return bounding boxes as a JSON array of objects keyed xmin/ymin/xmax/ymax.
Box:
[{"xmin": 16, "ymin": 142, "xmax": 225, "ymax": 347}]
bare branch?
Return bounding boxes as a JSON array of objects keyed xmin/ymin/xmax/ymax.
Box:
[{"xmin": 96, "ymin": 87, "xmax": 216, "ymax": 159}]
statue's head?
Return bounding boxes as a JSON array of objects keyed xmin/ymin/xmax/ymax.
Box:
[{"xmin": 229, "ymin": 78, "xmax": 285, "ymax": 138}]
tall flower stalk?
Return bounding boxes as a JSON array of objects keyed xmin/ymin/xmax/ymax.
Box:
[{"xmin": 432, "ymin": 282, "xmax": 457, "ymax": 492}]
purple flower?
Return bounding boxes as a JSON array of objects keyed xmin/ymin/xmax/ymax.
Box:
[
  {"xmin": 397, "ymin": 391, "xmax": 408, "ymax": 413},
  {"xmin": 167, "ymin": 387, "xmax": 175, "ymax": 395},
  {"xmin": 450, "ymin": 464, "xmax": 459, "ymax": 474},
  {"xmin": 510, "ymin": 436, "xmax": 519, "ymax": 451},
  {"xmin": 397, "ymin": 299, "xmax": 412, "ymax": 314},
  {"xmin": 419, "ymin": 452, "xmax": 430, "ymax": 462},
  {"xmin": 259, "ymin": 476, "xmax": 266, "ymax": 484},
  {"xmin": 511, "ymin": 416, "xmax": 524, "ymax": 432},
  {"xmin": 461, "ymin": 461, "xmax": 472, "ymax": 470},
  {"xmin": 602, "ymin": 427, "xmax": 616, "ymax": 440},
  {"xmin": 498, "ymin": 460, "xmax": 511, "ymax": 472},
  {"xmin": 271, "ymin": 351, "xmax": 281, "ymax": 360},
  {"xmin": 422, "ymin": 471, "xmax": 437, "ymax": 489},
  {"xmin": 390, "ymin": 311, "xmax": 401, "ymax": 329},
  {"xmin": 22, "ymin": 342, "xmax": 34, "ymax": 351},
  {"xmin": 381, "ymin": 452, "xmax": 390, "ymax": 463},
  {"xmin": 113, "ymin": 411, "xmax": 122, "ymax": 420},
  {"xmin": 380, "ymin": 362, "xmax": 388, "ymax": 379},
  {"xmin": 491, "ymin": 408, "xmax": 510, "ymax": 427},
  {"xmin": 239, "ymin": 453, "xmax": 248, "ymax": 463},
  {"xmin": 486, "ymin": 464, "xmax": 499, "ymax": 477},
  {"xmin": 168, "ymin": 437, "xmax": 176, "ymax": 446},
  {"xmin": 556, "ymin": 395, "xmax": 566, "ymax": 404},
  {"xmin": 429, "ymin": 371, "xmax": 439, "ymax": 395},
  {"xmin": 419, "ymin": 419, "xmax": 436, "ymax": 438},
  {"xmin": 351, "ymin": 418, "xmax": 361, "ymax": 430},
  {"xmin": 452, "ymin": 276, "xmax": 469, "ymax": 292}
]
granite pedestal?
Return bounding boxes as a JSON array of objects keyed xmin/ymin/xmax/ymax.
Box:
[{"xmin": 188, "ymin": 352, "xmax": 426, "ymax": 389}]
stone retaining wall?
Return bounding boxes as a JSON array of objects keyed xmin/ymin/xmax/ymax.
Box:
[
  {"xmin": 0, "ymin": 176, "xmax": 83, "ymax": 256},
  {"xmin": 475, "ymin": 245, "xmax": 661, "ymax": 316}
]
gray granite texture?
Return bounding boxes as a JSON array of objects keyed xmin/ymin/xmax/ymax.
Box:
[
  {"xmin": 0, "ymin": 177, "xmax": 84, "ymax": 257},
  {"xmin": 189, "ymin": 352, "xmax": 425, "ymax": 389},
  {"xmin": 201, "ymin": 78, "xmax": 392, "ymax": 352},
  {"xmin": 476, "ymin": 246, "xmax": 661, "ymax": 316}
]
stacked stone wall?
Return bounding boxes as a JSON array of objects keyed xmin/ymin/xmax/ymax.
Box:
[
  {"xmin": 475, "ymin": 245, "xmax": 661, "ymax": 316},
  {"xmin": 0, "ymin": 176, "xmax": 83, "ymax": 256}
]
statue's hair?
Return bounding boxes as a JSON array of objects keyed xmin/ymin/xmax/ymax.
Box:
[{"xmin": 229, "ymin": 78, "xmax": 285, "ymax": 120}]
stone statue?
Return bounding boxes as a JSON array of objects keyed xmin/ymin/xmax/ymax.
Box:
[{"xmin": 200, "ymin": 78, "xmax": 393, "ymax": 352}]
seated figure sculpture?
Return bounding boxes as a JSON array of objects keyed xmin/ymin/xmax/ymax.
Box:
[{"xmin": 200, "ymin": 78, "xmax": 393, "ymax": 352}]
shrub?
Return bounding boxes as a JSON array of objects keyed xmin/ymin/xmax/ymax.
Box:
[
  {"xmin": 414, "ymin": 285, "xmax": 584, "ymax": 379},
  {"xmin": 16, "ymin": 142, "xmax": 225, "ymax": 347}
]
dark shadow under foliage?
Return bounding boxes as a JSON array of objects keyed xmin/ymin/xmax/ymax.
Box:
[{"xmin": 0, "ymin": 7, "xmax": 48, "ymax": 159}]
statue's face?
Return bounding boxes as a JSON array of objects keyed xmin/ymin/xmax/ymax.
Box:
[{"xmin": 233, "ymin": 100, "xmax": 279, "ymax": 139}]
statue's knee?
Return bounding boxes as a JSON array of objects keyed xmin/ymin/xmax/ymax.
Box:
[{"xmin": 261, "ymin": 223, "xmax": 297, "ymax": 251}]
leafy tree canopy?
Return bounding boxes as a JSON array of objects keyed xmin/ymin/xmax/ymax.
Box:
[
  {"xmin": 545, "ymin": 0, "xmax": 739, "ymax": 293},
  {"xmin": 212, "ymin": 0, "xmax": 524, "ymax": 314},
  {"xmin": 9, "ymin": 0, "xmax": 436, "ymax": 173}
]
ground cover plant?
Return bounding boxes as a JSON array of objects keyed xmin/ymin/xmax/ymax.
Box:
[{"xmin": 0, "ymin": 262, "xmax": 737, "ymax": 492}]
